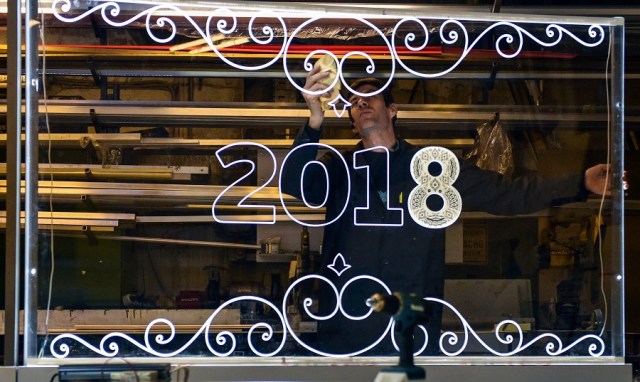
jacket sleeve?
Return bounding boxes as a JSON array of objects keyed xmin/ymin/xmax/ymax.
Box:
[
  {"xmin": 455, "ymin": 160, "xmax": 590, "ymax": 215},
  {"xmin": 280, "ymin": 123, "xmax": 343, "ymax": 205}
]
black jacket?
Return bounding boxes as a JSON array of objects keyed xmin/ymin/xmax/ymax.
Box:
[{"xmin": 280, "ymin": 124, "xmax": 588, "ymax": 354}]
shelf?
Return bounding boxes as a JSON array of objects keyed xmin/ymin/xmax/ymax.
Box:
[
  {"xmin": 0, "ymin": 309, "xmax": 241, "ymax": 336},
  {"xmin": 0, "ymin": 163, "xmax": 209, "ymax": 181},
  {"xmin": 0, "ymin": 134, "xmax": 474, "ymax": 149},
  {"xmin": 0, "ymin": 179, "xmax": 292, "ymax": 206},
  {"xmin": 256, "ymin": 253, "xmax": 297, "ymax": 263},
  {"xmin": 0, "ymin": 211, "xmax": 133, "ymax": 232},
  {"xmin": 2, "ymin": 101, "xmax": 636, "ymax": 129}
]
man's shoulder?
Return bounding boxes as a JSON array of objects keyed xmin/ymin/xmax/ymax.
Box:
[{"xmin": 398, "ymin": 139, "xmax": 419, "ymax": 154}]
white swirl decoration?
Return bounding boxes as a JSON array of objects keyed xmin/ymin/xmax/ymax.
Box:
[
  {"xmin": 427, "ymin": 297, "xmax": 605, "ymax": 357},
  {"xmin": 392, "ymin": 18, "xmax": 605, "ymax": 78},
  {"xmin": 50, "ymin": 296, "xmax": 286, "ymax": 358},
  {"xmin": 51, "ymin": 1, "xmax": 605, "ymax": 81},
  {"xmin": 51, "ymin": 1, "xmax": 286, "ymax": 71},
  {"xmin": 52, "ymin": 0, "xmax": 184, "ymax": 43},
  {"xmin": 49, "ymin": 254, "xmax": 606, "ymax": 359},
  {"xmin": 205, "ymin": 8, "xmax": 287, "ymax": 71},
  {"xmin": 281, "ymin": 273, "xmax": 394, "ymax": 357},
  {"xmin": 283, "ymin": 17, "xmax": 395, "ymax": 102}
]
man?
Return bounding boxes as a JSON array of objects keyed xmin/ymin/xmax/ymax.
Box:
[{"xmin": 280, "ymin": 65, "xmax": 623, "ymax": 355}]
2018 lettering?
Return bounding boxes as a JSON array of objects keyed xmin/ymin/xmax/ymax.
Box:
[{"xmin": 212, "ymin": 143, "xmax": 461, "ymax": 229}]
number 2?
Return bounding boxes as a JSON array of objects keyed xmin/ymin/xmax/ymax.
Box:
[{"xmin": 212, "ymin": 142, "xmax": 277, "ymax": 224}]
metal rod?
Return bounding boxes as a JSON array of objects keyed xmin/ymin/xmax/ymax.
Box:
[
  {"xmin": 4, "ymin": 0, "xmax": 22, "ymax": 367},
  {"xmin": 33, "ymin": 0, "xmax": 627, "ymax": 25},
  {"xmin": 33, "ymin": 68, "xmax": 640, "ymax": 80},
  {"xmin": 609, "ymin": 20, "xmax": 626, "ymax": 359},
  {"xmin": 0, "ymin": 210, "xmax": 135, "ymax": 220},
  {"xmin": 86, "ymin": 235, "xmax": 260, "ymax": 250},
  {"xmin": 24, "ymin": 0, "xmax": 40, "ymax": 363},
  {"xmin": 2, "ymin": 102, "xmax": 636, "ymax": 128},
  {"xmin": 0, "ymin": 134, "xmax": 473, "ymax": 149}
]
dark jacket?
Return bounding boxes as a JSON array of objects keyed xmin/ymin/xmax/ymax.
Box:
[{"xmin": 280, "ymin": 124, "xmax": 588, "ymax": 354}]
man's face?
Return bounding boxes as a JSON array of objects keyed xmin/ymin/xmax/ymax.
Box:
[{"xmin": 348, "ymin": 84, "xmax": 397, "ymax": 137}]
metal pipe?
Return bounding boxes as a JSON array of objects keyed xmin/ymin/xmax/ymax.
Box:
[
  {"xmin": 34, "ymin": 0, "xmax": 628, "ymax": 25},
  {"xmin": 34, "ymin": 68, "xmax": 640, "ymax": 80},
  {"xmin": 24, "ymin": 0, "xmax": 40, "ymax": 363},
  {"xmin": 609, "ymin": 20, "xmax": 625, "ymax": 359},
  {"xmin": 84, "ymin": 235, "xmax": 260, "ymax": 250},
  {"xmin": 2, "ymin": 102, "xmax": 636, "ymax": 129},
  {"xmin": 4, "ymin": 0, "xmax": 22, "ymax": 367}
]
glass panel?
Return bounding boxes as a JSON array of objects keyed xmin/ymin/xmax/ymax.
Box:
[{"xmin": 19, "ymin": 1, "xmax": 625, "ymax": 364}]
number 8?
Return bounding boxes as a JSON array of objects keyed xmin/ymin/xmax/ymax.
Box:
[{"xmin": 408, "ymin": 146, "xmax": 462, "ymax": 229}]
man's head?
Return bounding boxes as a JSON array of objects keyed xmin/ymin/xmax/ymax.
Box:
[
  {"xmin": 345, "ymin": 78, "xmax": 398, "ymax": 142},
  {"xmin": 347, "ymin": 77, "xmax": 395, "ymax": 107}
]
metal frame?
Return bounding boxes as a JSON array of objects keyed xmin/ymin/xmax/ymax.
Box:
[
  {"xmin": 4, "ymin": 0, "xmax": 23, "ymax": 368},
  {"xmin": 610, "ymin": 20, "xmax": 626, "ymax": 358},
  {"xmin": 24, "ymin": 0, "xmax": 40, "ymax": 363}
]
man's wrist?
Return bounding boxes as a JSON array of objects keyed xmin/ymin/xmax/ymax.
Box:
[
  {"xmin": 307, "ymin": 113, "xmax": 324, "ymax": 130},
  {"xmin": 303, "ymin": 121, "xmax": 323, "ymax": 142}
]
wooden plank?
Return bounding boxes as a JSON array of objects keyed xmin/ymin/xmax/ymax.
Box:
[{"xmin": 0, "ymin": 309, "xmax": 241, "ymax": 335}]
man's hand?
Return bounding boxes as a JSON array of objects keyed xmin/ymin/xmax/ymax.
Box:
[
  {"xmin": 303, "ymin": 65, "xmax": 333, "ymax": 130},
  {"xmin": 584, "ymin": 164, "xmax": 629, "ymax": 195}
]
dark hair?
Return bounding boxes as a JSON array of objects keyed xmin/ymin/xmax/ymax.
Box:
[
  {"xmin": 346, "ymin": 77, "xmax": 394, "ymax": 106},
  {"xmin": 346, "ymin": 77, "xmax": 397, "ymax": 127}
]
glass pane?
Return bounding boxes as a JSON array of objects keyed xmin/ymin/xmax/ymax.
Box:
[{"xmin": 21, "ymin": 1, "xmax": 624, "ymax": 364}]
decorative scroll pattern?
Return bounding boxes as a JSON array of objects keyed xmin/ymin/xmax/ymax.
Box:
[
  {"xmin": 50, "ymin": 296, "xmax": 287, "ymax": 358},
  {"xmin": 49, "ymin": 254, "xmax": 606, "ymax": 359},
  {"xmin": 432, "ymin": 297, "xmax": 605, "ymax": 357},
  {"xmin": 51, "ymin": 0, "xmax": 607, "ymax": 117}
]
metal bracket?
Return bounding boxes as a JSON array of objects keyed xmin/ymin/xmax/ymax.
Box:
[
  {"xmin": 83, "ymin": 226, "xmax": 99, "ymax": 245},
  {"xmin": 480, "ymin": 62, "xmax": 499, "ymax": 104},
  {"xmin": 491, "ymin": 0, "xmax": 502, "ymax": 14},
  {"xmin": 90, "ymin": 108, "xmax": 119, "ymax": 136},
  {"xmin": 89, "ymin": 9, "xmax": 106, "ymax": 45},
  {"xmin": 88, "ymin": 60, "xmax": 104, "ymax": 88},
  {"xmin": 88, "ymin": 60, "xmax": 120, "ymax": 100},
  {"xmin": 89, "ymin": 108, "xmax": 101, "ymax": 129},
  {"xmin": 80, "ymin": 194, "xmax": 98, "ymax": 211},
  {"xmin": 486, "ymin": 62, "xmax": 499, "ymax": 91}
]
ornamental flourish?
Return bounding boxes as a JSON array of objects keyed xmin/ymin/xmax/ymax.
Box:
[
  {"xmin": 49, "ymin": 253, "xmax": 606, "ymax": 358},
  {"xmin": 51, "ymin": 0, "xmax": 606, "ymax": 117}
]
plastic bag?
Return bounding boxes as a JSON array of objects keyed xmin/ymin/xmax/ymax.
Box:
[{"xmin": 464, "ymin": 112, "xmax": 514, "ymax": 178}]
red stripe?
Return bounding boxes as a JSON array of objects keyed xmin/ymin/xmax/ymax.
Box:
[{"xmin": 47, "ymin": 44, "xmax": 575, "ymax": 59}]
